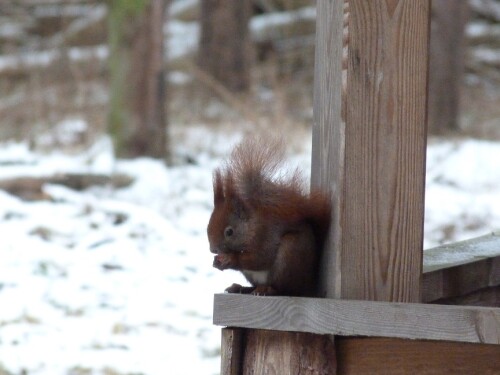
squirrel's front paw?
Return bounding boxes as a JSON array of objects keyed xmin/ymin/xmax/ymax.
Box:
[
  {"xmin": 225, "ymin": 283, "xmax": 256, "ymax": 294},
  {"xmin": 225, "ymin": 283, "xmax": 244, "ymax": 293},
  {"xmin": 251, "ymin": 286, "xmax": 278, "ymax": 296}
]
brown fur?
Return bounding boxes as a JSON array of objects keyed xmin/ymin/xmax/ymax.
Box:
[{"xmin": 207, "ymin": 137, "xmax": 331, "ymax": 296}]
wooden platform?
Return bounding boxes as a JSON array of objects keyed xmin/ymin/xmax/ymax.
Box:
[{"xmin": 215, "ymin": 232, "xmax": 500, "ymax": 344}]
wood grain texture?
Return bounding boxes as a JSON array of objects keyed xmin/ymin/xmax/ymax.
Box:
[
  {"xmin": 341, "ymin": 0, "xmax": 430, "ymax": 302},
  {"xmin": 423, "ymin": 232, "xmax": 500, "ymax": 273},
  {"xmin": 422, "ymin": 232, "xmax": 500, "ymax": 303},
  {"xmin": 432, "ymin": 286, "xmax": 500, "ymax": 307},
  {"xmin": 214, "ymin": 294, "xmax": 500, "ymax": 344},
  {"xmin": 242, "ymin": 330, "xmax": 336, "ymax": 375},
  {"xmin": 312, "ymin": 0, "xmax": 431, "ymax": 302},
  {"xmin": 336, "ymin": 337, "xmax": 500, "ymax": 374},
  {"xmin": 311, "ymin": 0, "xmax": 346, "ymax": 299},
  {"xmin": 423, "ymin": 256, "xmax": 500, "ymax": 303},
  {"xmin": 221, "ymin": 328, "xmax": 243, "ymax": 375}
]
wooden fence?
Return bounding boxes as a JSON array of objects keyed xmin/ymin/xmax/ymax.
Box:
[{"xmin": 213, "ymin": 1, "xmax": 500, "ymax": 373}]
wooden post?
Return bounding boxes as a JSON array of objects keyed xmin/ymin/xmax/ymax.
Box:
[
  {"xmin": 311, "ymin": 0, "xmax": 430, "ymax": 370},
  {"xmin": 312, "ymin": 0, "xmax": 429, "ymax": 302},
  {"xmin": 221, "ymin": 328, "xmax": 243, "ymax": 375}
]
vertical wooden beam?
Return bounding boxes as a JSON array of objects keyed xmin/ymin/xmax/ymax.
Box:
[
  {"xmin": 312, "ymin": 0, "xmax": 430, "ymax": 303},
  {"xmin": 242, "ymin": 330, "xmax": 336, "ymax": 375},
  {"xmin": 311, "ymin": 0, "xmax": 346, "ymax": 299},
  {"xmin": 221, "ymin": 328, "xmax": 244, "ymax": 375},
  {"xmin": 312, "ymin": 0, "xmax": 430, "ymax": 370}
]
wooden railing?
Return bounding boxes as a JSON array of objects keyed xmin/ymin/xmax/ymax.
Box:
[{"xmin": 215, "ymin": 233, "xmax": 500, "ymax": 345}]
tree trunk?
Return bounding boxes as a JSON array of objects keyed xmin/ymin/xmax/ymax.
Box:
[
  {"xmin": 198, "ymin": 0, "xmax": 252, "ymax": 92},
  {"xmin": 428, "ymin": 0, "xmax": 468, "ymax": 134},
  {"xmin": 108, "ymin": 0, "xmax": 169, "ymax": 160}
]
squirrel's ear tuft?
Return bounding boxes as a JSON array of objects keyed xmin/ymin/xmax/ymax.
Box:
[{"xmin": 213, "ymin": 170, "xmax": 224, "ymax": 204}]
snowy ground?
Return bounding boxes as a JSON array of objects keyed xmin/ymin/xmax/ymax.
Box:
[{"xmin": 0, "ymin": 124, "xmax": 500, "ymax": 375}]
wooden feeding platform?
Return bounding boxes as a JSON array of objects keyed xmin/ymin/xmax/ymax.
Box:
[
  {"xmin": 213, "ymin": 1, "xmax": 500, "ymax": 374},
  {"xmin": 215, "ymin": 234, "xmax": 500, "ymax": 344}
]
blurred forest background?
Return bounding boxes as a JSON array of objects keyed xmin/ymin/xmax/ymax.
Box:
[
  {"xmin": 0, "ymin": 1, "xmax": 499, "ymax": 374},
  {"xmin": 0, "ymin": 0, "xmax": 499, "ymax": 161}
]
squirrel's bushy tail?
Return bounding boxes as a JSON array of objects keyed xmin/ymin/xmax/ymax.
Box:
[
  {"xmin": 225, "ymin": 136, "xmax": 303, "ymax": 201},
  {"xmin": 219, "ymin": 135, "xmax": 331, "ymax": 249}
]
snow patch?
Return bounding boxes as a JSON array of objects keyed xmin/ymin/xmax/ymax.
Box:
[{"xmin": 0, "ymin": 126, "xmax": 500, "ymax": 374}]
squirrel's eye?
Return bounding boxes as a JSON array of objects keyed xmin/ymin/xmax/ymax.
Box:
[{"xmin": 224, "ymin": 226, "xmax": 234, "ymax": 238}]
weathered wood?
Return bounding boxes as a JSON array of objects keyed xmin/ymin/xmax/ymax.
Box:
[
  {"xmin": 242, "ymin": 330, "xmax": 336, "ymax": 375},
  {"xmin": 312, "ymin": 0, "xmax": 430, "ymax": 302},
  {"xmin": 214, "ymin": 294, "xmax": 500, "ymax": 344},
  {"xmin": 344, "ymin": 0, "xmax": 429, "ymax": 302},
  {"xmin": 311, "ymin": 0, "xmax": 346, "ymax": 299},
  {"xmin": 221, "ymin": 328, "xmax": 243, "ymax": 375},
  {"xmin": 423, "ymin": 232, "xmax": 500, "ymax": 273},
  {"xmin": 423, "ymin": 256, "xmax": 500, "ymax": 303},
  {"xmin": 423, "ymin": 232, "xmax": 500, "ymax": 303},
  {"xmin": 336, "ymin": 337, "xmax": 500, "ymax": 374},
  {"xmin": 432, "ymin": 285, "xmax": 500, "ymax": 307}
]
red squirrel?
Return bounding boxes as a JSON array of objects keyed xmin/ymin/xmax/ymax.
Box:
[{"xmin": 207, "ymin": 137, "xmax": 331, "ymax": 297}]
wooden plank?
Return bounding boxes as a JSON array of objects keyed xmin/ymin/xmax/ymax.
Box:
[
  {"xmin": 422, "ymin": 232, "xmax": 500, "ymax": 303},
  {"xmin": 242, "ymin": 330, "xmax": 336, "ymax": 375},
  {"xmin": 423, "ymin": 232, "xmax": 500, "ymax": 273},
  {"xmin": 423, "ymin": 255, "xmax": 500, "ymax": 303},
  {"xmin": 343, "ymin": 0, "xmax": 429, "ymax": 302},
  {"xmin": 336, "ymin": 337, "xmax": 500, "ymax": 374},
  {"xmin": 214, "ymin": 294, "xmax": 500, "ymax": 344},
  {"xmin": 221, "ymin": 328, "xmax": 243, "ymax": 375},
  {"xmin": 431, "ymin": 285, "xmax": 500, "ymax": 307},
  {"xmin": 312, "ymin": 0, "xmax": 430, "ymax": 302}
]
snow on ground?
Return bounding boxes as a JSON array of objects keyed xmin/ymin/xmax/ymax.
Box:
[
  {"xmin": 0, "ymin": 127, "xmax": 245, "ymax": 375},
  {"xmin": 425, "ymin": 138, "xmax": 500, "ymax": 247},
  {"xmin": 0, "ymin": 125, "xmax": 500, "ymax": 375}
]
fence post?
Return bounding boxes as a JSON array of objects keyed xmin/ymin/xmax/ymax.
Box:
[
  {"xmin": 312, "ymin": 0, "xmax": 430, "ymax": 369},
  {"xmin": 312, "ymin": 0, "xmax": 429, "ymax": 302}
]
